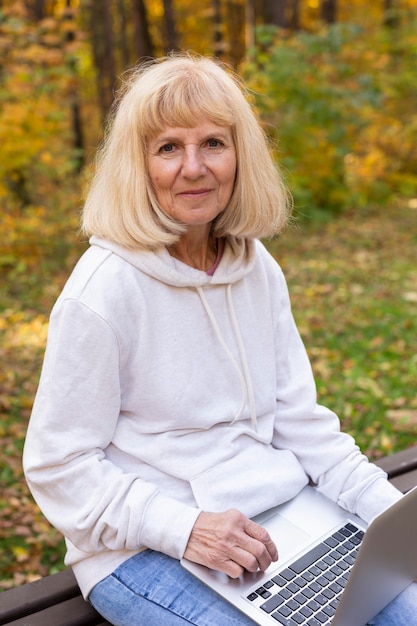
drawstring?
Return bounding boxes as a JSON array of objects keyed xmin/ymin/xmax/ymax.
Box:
[
  {"xmin": 226, "ymin": 285, "xmax": 257, "ymax": 429},
  {"xmin": 196, "ymin": 285, "xmax": 258, "ymax": 430}
]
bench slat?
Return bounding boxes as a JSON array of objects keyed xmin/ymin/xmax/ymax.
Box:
[
  {"xmin": 388, "ymin": 468, "xmax": 417, "ymax": 494},
  {"xmin": 0, "ymin": 570, "xmax": 110, "ymax": 626},
  {"xmin": 0, "ymin": 570, "xmax": 79, "ymax": 624},
  {"xmin": 2, "ymin": 595, "xmax": 108, "ymax": 626},
  {"xmin": 374, "ymin": 446, "xmax": 417, "ymax": 479}
]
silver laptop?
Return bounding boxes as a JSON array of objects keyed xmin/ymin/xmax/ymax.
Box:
[{"xmin": 181, "ymin": 484, "xmax": 417, "ymax": 625}]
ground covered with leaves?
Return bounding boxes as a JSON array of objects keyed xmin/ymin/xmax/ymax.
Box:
[
  {"xmin": 1, "ymin": 201, "xmax": 416, "ymax": 589},
  {"xmin": 275, "ymin": 201, "xmax": 417, "ymax": 456}
]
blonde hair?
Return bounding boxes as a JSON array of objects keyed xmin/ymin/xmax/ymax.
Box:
[{"xmin": 82, "ymin": 53, "xmax": 291, "ymax": 248}]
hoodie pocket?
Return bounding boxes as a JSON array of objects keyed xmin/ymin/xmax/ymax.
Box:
[{"xmin": 189, "ymin": 444, "xmax": 308, "ymax": 518}]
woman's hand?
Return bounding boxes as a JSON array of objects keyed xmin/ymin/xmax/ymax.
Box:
[{"xmin": 183, "ymin": 509, "xmax": 278, "ymax": 578}]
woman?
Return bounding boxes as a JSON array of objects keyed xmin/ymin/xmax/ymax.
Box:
[{"xmin": 23, "ymin": 54, "xmax": 416, "ymax": 625}]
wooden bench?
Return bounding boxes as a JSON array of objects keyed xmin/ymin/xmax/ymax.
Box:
[
  {"xmin": 0, "ymin": 568, "xmax": 110, "ymax": 626},
  {"xmin": 1, "ymin": 445, "xmax": 417, "ymax": 626},
  {"xmin": 374, "ymin": 444, "xmax": 417, "ymax": 494}
]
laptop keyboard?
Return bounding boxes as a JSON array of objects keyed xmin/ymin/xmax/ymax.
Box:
[{"xmin": 246, "ymin": 522, "xmax": 364, "ymax": 625}]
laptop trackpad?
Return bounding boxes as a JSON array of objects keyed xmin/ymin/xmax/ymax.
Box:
[{"xmin": 262, "ymin": 513, "xmax": 312, "ymax": 567}]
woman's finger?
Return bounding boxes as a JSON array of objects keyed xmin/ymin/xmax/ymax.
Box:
[{"xmin": 244, "ymin": 518, "xmax": 279, "ymax": 565}]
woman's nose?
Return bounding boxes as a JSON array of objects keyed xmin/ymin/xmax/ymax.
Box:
[{"xmin": 181, "ymin": 146, "xmax": 207, "ymax": 178}]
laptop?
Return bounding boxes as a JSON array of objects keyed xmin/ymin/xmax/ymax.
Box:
[{"xmin": 181, "ymin": 484, "xmax": 417, "ymax": 625}]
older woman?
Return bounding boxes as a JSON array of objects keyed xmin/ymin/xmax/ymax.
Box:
[{"xmin": 23, "ymin": 54, "xmax": 415, "ymax": 626}]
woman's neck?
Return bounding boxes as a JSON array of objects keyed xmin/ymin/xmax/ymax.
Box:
[{"xmin": 168, "ymin": 230, "xmax": 218, "ymax": 271}]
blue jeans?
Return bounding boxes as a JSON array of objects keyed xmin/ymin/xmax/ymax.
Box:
[{"xmin": 89, "ymin": 550, "xmax": 417, "ymax": 625}]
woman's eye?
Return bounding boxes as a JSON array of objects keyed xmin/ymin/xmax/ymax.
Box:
[
  {"xmin": 160, "ymin": 143, "xmax": 175, "ymax": 153},
  {"xmin": 207, "ymin": 138, "xmax": 222, "ymax": 148}
]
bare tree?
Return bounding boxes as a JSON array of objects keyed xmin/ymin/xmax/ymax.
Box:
[
  {"xmin": 383, "ymin": 0, "xmax": 400, "ymax": 27},
  {"xmin": 63, "ymin": 0, "xmax": 84, "ymax": 169},
  {"xmin": 34, "ymin": 0, "xmax": 45, "ymax": 19},
  {"xmin": 162, "ymin": 0, "xmax": 179, "ymax": 52},
  {"xmin": 132, "ymin": 0, "xmax": 154, "ymax": 60},
  {"xmin": 287, "ymin": 0, "xmax": 300, "ymax": 29},
  {"xmin": 263, "ymin": 0, "xmax": 286, "ymax": 27},
  {"xmin": 24, "ymin": 0, "xmax": 46, "ymax": 19},
  {"xmin": 225, "ymin": 0, "xmax": 246, "ymax": 66},
  {"xmin": 117, "ymin": 0, "xmax": 131, "ymax": 68},
  {"xmin": 89, "ymin": 0, "xmax": 117, "ymax": 121},
  {"xmin": 212, "ymin": 0, "xmax": 224, "ymax": 58},
  {"xmin": 320, "ymin": 0, "xmax": 337, "ymax": 23},
  {"xmin": 245, "ymin": 0, "xmax": 255, "ymax": 52}
]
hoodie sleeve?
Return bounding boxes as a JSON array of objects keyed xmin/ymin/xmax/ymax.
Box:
[
  {"xmin": 23, "ymin": 297, "xmax": 200, "ymax": 558},
  {"xmin": 270, "ymin": 266, "xmax": 402, "ymax": 523}
]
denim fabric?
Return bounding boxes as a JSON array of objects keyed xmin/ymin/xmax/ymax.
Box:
[
  {"xmin": 368, "ymin": 581, "xmax": 417, "ymax": 625},
  {"xmin": 89, "ymin": 550, "xmax": 417, "ymax": 626},
  {"xmin": 89, "ymin": 550, "xmax": 257, "ymax": 626}
]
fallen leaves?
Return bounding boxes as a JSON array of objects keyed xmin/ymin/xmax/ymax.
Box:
[
  {"xmin": 0, "ymin": 308, "xmax": 65, "ymax": 590},
  {"xmin": 403, "ymin": 291, "xmax": 417, "ymax": 303},
  {"xmin": 386, "ymin": 410, "xmax": 417, "ymax": 428},
  {"xmin": 274, "ymin": 201, "xmax": 417, "ymax": 458}
]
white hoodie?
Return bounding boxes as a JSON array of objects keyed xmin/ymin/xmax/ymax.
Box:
[{"xmin": 23, "ymin": 236, "xmax": 401, "ymax": 598}]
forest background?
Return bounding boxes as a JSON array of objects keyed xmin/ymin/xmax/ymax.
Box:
[{"xmin": 1, "ymin": 0, "xmax": 416, "ymax": 589}]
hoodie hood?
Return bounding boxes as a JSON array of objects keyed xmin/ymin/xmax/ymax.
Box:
[{"xmin": 90, "ymin": 235, "xmax": 257, "ymax": 288}]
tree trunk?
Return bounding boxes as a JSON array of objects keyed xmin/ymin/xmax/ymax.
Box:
[
  {"xmin": 63, "ymin": 1, "xmax": 84, "ymax": 169},
  {"xmin": 263, "ymin": 0, "xmax": 287, "ymax": 28},
  {"xmin": 288, "ymin": 0, "xmax": 300, "ymax": 30},
  {"xmin": 35, "ymin": 0, "xmax": 45, "ymax": 18},
  {"xmin": 225, "ymin": 0, "xmax": 246, "ymax": 66},
  {"xmin": 25, "ymin": 0, "xmax": 46, "ymax": 19},
  {"xmin": 162, "ymin": 0, "xmax": 179, "ymax": 52},
  {"xmin": 245, "ymin": 0, "xmax": 255, "ymax": 54},
  {"xmin": 383, "ymin": 0, "xmax": 400, "ymax": 28},
  {"xmin": 320, "ymin": 0, "xmax": 337, "ymax": 23},
  {"xmin": 212, "ymin": 0, "xmax": 224, "ymax": 58},
  {"xmin": 118, "ymin": 0, "xmax": 131, "ymax": 68},
  {"xmin": 132, "ymin": 0, "xmax": 154, "ymax": 60},
  {"xmin": 89, "ymin": 0, "xmax": 117, "ymax": 122}
]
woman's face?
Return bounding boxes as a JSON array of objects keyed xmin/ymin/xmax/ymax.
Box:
[{"xmin": 147, "ymin": 120, "xmax": 237, "ymax": 231}]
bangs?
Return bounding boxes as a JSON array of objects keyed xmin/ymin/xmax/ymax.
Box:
[
  {"xmin": 142, "ymin": 70, "xmax": 235, "ymax": 139},
  {"xmin": 84, "ymin": 54, "xmax": 290, "ymax": 247}
]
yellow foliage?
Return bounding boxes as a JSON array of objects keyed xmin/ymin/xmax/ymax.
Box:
[
  {"xmin": 0, "ymin": 311, "xmax": 49, "ymax": 349},
  {"xmin": 380, "ymin": 433, "xmax": 394, "ymax": 454},
  {"xmin": 0, "ymin": 1, "xmax": 84, "ymax": 219},
  {"xmin": 12, "ymin": 546, "xmax": 30, "ymax": 563},
  {"xmin": 2, "ymin": 1, "xmax": 28, "ymax": 19}
]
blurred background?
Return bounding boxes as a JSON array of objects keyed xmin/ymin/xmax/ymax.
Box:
[{"xmin": 1, "ymin": 0, "xmax": 416, "ymax": 589}]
